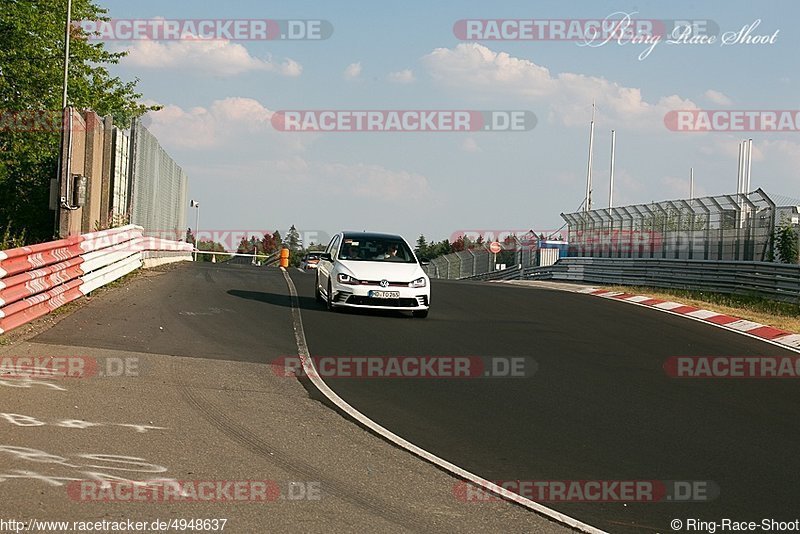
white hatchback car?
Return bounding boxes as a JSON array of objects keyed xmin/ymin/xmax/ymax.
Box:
[{"xmin": 315, "ymin": 232, "xmax": 430, "ymax": 318}]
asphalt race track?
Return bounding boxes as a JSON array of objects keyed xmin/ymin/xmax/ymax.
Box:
[
  {"xmin": 31, "ymin": 262, "xmax": 800, "ymax": 533},
  {"xmin": 289, "ymin": 268, "xmax": 800, "ymax": 533}
]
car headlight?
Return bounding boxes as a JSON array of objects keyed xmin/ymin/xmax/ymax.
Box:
[
  {"xmin": 338, "ymin": 273, "xmax": 360, "ymax": 285},
  {"xmin": 410, "ymin": 277, "xmax": 427, "ymax": 288}
]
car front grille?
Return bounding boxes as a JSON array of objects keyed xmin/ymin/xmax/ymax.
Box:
[
  {"xmin": 346, "ymin": 296, "xmax": 420, "ymax": 307},
  {"xmin": 358, "ymin": 280, "xmax": 409, "ymax": 287}
]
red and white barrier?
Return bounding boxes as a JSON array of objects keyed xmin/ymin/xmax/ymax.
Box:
[{"xmin": 0, "ymin": 225, "xmax": 193, "ymax": 335}]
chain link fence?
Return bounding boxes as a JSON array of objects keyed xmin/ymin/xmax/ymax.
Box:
[
  {"xmin": 561, "ymin": 189, "xmax": 776, "ymax": 262},
  {"xmin": 129, "ymin": 119, "xmax": 188, "ymax": 238},
  {"xmin": 423, "ymin": 237, "xmax": 536, "ymax": 280}
]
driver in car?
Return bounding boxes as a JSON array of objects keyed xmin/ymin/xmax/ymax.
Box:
[{"xmin": 383, "ymin": 244, "xmax": 402, "ymax": 261}]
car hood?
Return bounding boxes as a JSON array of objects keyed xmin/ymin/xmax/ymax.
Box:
[{"xmin": 337, "ymin": 260, "xmax": 426, "ymax": 282}]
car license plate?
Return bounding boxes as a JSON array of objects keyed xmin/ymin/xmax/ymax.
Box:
[{"xmin": 369, "ymin": 290, "xmax": 400, "ymax": 299}]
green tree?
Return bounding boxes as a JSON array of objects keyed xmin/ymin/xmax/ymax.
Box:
[
  {"xmin": 0, "ymin": 0, "xmax": 158, "ymax": 243},
  {"xmin": 774, "ymin": 219, "xmax": 799, "ymax": 264},
  {"xmin": 197, "ymin": 240, "xmax": 230, "ymax": 262},
  {"xmin": 285, "ymin": 225, "xmax": 301, "ymax": 251},
  {"xmin": 236, "ymin": 237, "xmax": 251, "ymax": 254},
  {"xmin": 415, "ymin": 234, "xmax": 428, "ymax": 257},
  {"xmin": 283, "ymin": 225, "xmax": 302, "ymax": 267}
]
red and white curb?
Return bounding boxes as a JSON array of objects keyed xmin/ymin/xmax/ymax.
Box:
[{"xmin": 575, "ymin": 287, "xmax": 800, "ymax": 352}]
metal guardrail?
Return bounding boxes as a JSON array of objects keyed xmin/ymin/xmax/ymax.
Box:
[
  {"xmin": 0, "ymin": 225, "xmax": 192, "ymax": 335},
  {"xmin": 459, "ymin": 266, "xmax": 523, "ymax": 281},
  {"xmin": 525, "ymin": 257, "xmax": 800, "ymax": 304}
]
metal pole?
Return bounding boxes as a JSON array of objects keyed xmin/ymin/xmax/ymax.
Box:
[
  {"xmin": 62, "ymin": 0, "xmax": 72, "ymax": 109},
  {"xmin": 195, "ymin": 206, "xmax": 200, "ymax": 261},
  {"xmin": 608, "ymin": 129, "xmax": 615, "ymax": 208},
  {"xmin": 585, "ymin": 101, "xmax": 595, "ymax": 212},
  {"xmin": 690, "ymin": 167, "xmax": 694, "ymax": 199},
  {"xmin": 746, "ymin": 138, "xmax": 753, "ymax": 193},
  {"xmin": 54, "ymin": 0, "xmax": 73, "ymax": 237},
  {"xmin": 736, "ymin": 142, "xmax": 743, "ymax": 194},
  {"xmin": 191, "ymin": 200, "xmax": 200, "ymax": 261}
]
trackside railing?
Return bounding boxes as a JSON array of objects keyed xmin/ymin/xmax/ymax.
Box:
[
  {"xmin": 0, "ymin": 225, "xmax": 193, "ymax": 335},
  {"xmin": 525, "ymin": 257, "xmax": 800, "ymax": 304},
  {"xmin": 459, "ymin": 266, "xmax": 524, "ymax": 281}
]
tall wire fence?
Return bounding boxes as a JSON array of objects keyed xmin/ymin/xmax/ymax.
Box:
[
  {"xmin": 561, "ymin": 189, "xmax": 776, "ymax": 262},
  {"xmin": 423, "ymin": 238, "xmax": 536, "ymax": 280},
  {"xmin": 129, "ymin": 119, "xmax": 188, "ymax": 239}
]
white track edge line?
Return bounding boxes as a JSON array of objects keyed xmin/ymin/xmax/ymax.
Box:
[{"xmin": 280, "ymin": 268, "xmax": 606, "ymax": 534}]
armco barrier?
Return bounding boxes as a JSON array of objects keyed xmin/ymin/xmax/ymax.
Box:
[
  {"xmin": 460, "ymin": 265, "xmax": 523, "ymax": 281},
  {"xmin": 0, "ymin": 225, "xmax": 192, "ymax": 335},
  {"xmin": 525, "ymin": 257, "xmax": 800, "ymax": 304}
]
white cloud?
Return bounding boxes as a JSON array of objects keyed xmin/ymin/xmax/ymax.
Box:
[
  {"xmin": 121, "ymin": 39, "xmax": 302, "ymax": 77},
  {"xmin": 461, "ymin": 137, "xmax": 480, "ymax": 152},
  {"xmin": 344, "ymin": 62, "xmax": 362, "ymax": 80},
  {"xmin": 279, "ymin": 58, "xmax": 303, "ymax": 77},
  {"xmin": 421, "ymin": 43, "xmax": 696, "ymax": 129},
  {"xmin": 388, "ymin": 69, "xmax": 416, "ymax": 84},
  {"xmin": 317, "ymin": 162, "xmax": 431, "ymax": 200},
  {"xmin": 190, "ymin": 158, "xmax": 432, "ymax": 203},
  {"xmin": 141, "ymin": 97, "xmax": 275, "ymax": 149},
  {"xmin": 704, "ymin": 90, "xmax": 733, "ymax": 106},
  {"xmin": 661, "ymin": 174, "xmax": 698, "ymax": 199},
  {"xmin": 705, "ymin": 137, "xmax": 764, "ymax": 163}
]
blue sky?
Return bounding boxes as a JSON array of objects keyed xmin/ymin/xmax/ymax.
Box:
[{"xmin": 99, "ymin": 0, "xmax": 800, "ymax": 243}]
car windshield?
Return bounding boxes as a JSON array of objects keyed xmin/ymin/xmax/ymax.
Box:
[{"xmin": 338, "ymin": 237, "xmax": 416, "ymax": 263}]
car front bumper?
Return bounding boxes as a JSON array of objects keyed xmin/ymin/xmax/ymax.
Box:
[{"xmin": 330, "ymin": 284, "xmax": 429, "ymax": 310}]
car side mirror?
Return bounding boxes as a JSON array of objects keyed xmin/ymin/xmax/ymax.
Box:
[
  {"xmin": 319, "ymin": 252, "xmax": 332, "ymax": 261},
  {"xmin": 419, "ymin": 258, "xmax": 430, "ymax": 266}
]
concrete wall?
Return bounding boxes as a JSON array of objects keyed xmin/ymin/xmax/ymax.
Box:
[{"xmin": 58, "ymin": 109, "xmax": 115, "ymax": 237}]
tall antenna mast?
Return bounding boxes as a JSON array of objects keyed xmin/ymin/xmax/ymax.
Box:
[
  {"xmin": 608, "ymin": 129, "xmax": 616, "ymax": 208},
  {"xmin": 584, "ymin": 100, "xmax": 595, "ymax": 212}
]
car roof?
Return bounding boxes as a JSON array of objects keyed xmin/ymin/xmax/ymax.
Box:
[{"xmin": 341, "ymin": 231, "xmax": 405, "ymax": 241}]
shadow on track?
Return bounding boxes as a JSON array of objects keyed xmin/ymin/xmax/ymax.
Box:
[
  {"xmin": 228, "ymin": 289, "xmax": 415, "ymax": 319},
  {"xmin": 228, "ymin": 289, "xmax": 318, "ymax": 310}
]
